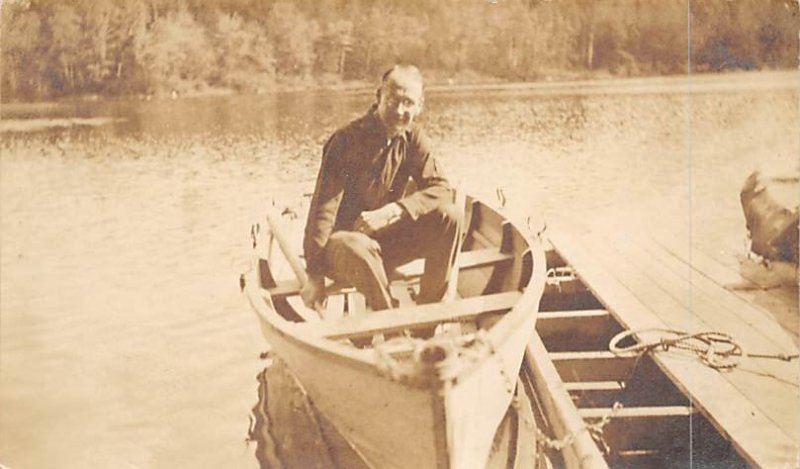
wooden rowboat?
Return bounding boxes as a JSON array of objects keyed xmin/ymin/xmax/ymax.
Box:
[{"xmin": 241, "ymin": 196, "xmax": 547, "ymax": 469}]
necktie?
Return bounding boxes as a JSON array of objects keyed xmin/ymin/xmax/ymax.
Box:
[{"xmin": 381, "ymin": 138, "xmax": 402, "ymax": 190}]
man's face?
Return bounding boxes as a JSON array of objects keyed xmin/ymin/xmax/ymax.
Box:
[{"xmin": 376, "ymin": 72, "xmax": 423, "ymax": 137}]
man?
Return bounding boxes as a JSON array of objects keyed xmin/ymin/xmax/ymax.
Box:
[{"xmin": 301, "ymin": 65, "xmax": 461, "ymax": 313}]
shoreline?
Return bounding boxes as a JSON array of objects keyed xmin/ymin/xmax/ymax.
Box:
[
  {"xmin": 426, "ymin": 69, "xmax": 799, "ymax": 95},
  {"xmin": 2, "ymin": 69, "xmax": 796, "ymax": 111}
]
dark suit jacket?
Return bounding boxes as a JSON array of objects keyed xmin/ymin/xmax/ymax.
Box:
[{"xmin": 303, "ymin": 108, "xmax": 453, "ymax": 275}]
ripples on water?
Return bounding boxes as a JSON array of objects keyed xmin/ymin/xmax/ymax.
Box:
[{"xmin": 0, "ymin": 79, "xmax": 797, "ymax": 468}]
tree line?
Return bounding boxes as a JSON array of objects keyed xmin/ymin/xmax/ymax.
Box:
[{"xmin": 2, "ymin": 0, "xmax": 797, "ymax": 101}]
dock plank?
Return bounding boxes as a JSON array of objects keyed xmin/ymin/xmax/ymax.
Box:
[
  {"xmin": 646, "ymin": 232, "xmax": 800, "ymax": 342},
  {"xmin": 645, "ymin": 223, "xmax": 799, "ymax": 335},
  {"xmin": 636, "ymin": 225, "xmax": 798, "ymax": 351},
  {"xmin": 570, "ymin": 224, "xmax": 800, "ymax": 442},
  {"xmin": 589, "ymin": 222, "xmax": 797, "ymax": 356},
  {"xmin": 571, "ymin": 206, "xmax": 797, "ymax": 338},
  {"xmin": 546, "ymin": 227, "xmax": 798, "ymax": 468}
]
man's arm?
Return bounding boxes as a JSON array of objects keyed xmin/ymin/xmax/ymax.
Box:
[
  {"xmin": 396, "ymin": 129, "xmax": 453, "ymax": 219},
  {"xmin": 303, "ymin": 131, "xmax": 347, "ymax": 277},
  {"xmin": 353, "ymin": 202, "xmax": 405, "ymax": 236}
]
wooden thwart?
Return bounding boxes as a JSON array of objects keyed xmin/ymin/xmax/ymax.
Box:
[
  {"xmin": 537, "ymin": 309, "xmax": 620, "ymax": 351},
  {"xmin": 296, "ymin": 291, "xmax": 521, "ymax": 340},
  {"xmin": 578, "ymin": 405, "xmax": 696, "ymax": 419},
  {"xmin": 582, "ymin": 406, "xmax": 695, "ymax": 453},
  {"xmin": 564, "ymin": 381, "xmax": 625, "ymax": 408},
  {"xmin": 538, "ymin": 309, "xmax": 610, "ymax": 321},
  {"xmin": 264, "ymin": 280, "xmax": 354, "ymax": 299},
  {"xmin": 264, "ymin": 247, "xmax": 513, "ymax": 300},
  {"xmin": 390, "ymin": 247, "xmax": 513, "ymax": 279},
  {"xmin": 550, "ymin": 351, "xmax": 639, "ymax": 383},
  {"xmin": 562, "ymin": 381, "xmax": 625, "ymax": 392}
]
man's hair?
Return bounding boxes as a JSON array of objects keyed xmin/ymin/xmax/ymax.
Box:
[
  {"xmin": 377, "ymin": 64, "xmax": 424, "ymax": 101},
  {"xmin": 381, "ymin": 64, "xmax": 424, "ymax": 87}
]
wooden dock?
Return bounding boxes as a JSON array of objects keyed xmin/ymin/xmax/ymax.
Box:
[{"xmin": 540, "ymin": 208, "xmax": 799, "ymax": 468}]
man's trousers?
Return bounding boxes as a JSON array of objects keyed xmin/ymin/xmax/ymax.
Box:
[{"xmin": 322, "ymin": 203, "xmax": 462, "ymax": 311}]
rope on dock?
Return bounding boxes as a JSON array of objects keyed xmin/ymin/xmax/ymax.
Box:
[{"xmin": 609, "ymin": 328, "xmax": 799, "ymax": 371}]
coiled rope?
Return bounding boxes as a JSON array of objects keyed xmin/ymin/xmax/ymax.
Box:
[{"xmin": 609, "ymin": 328, "xmax": 799, "ymax": 371}]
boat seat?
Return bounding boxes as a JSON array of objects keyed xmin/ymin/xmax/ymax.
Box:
[
  {"xmin": 389, "ymin": 247, "xmax": 512, "ymax": 280},
  {"xmin": 293, "ymin": 291, "xmax": 522, "ymax": 340},
  {"xmin": 263, "ymin": 247, "xmax": 514, "ymax": 299}
]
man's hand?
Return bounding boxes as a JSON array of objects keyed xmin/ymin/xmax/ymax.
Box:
[
  {"xmin": 300, "ymin": 275, "xmax": 327, "ymax": 312},
  {"xmin": 353, "ymin": 203, "xmax": 405, "ymax": 236}
]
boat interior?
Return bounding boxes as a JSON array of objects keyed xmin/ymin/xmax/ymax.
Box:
[{"xmin": 255, "ymin": 197, "xmax": 539, "ymax": 348}]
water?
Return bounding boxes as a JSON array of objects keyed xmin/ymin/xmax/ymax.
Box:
[{"xmin": 1, "ymin": 72, "xmax": 797, "ymax": 468}]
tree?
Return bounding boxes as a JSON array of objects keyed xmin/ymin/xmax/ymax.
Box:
[
  {"xmin": 348, "ymin": 5, "xmax": 427, "ymax": 78},
  {"xmin": 102, "ymin": 0, "xmax": 150, "ymax": 94},
  {"xmin": 314, "ymin": 19, "xmax": 353, "ymax": 77},
  {"xmin": 212, "ymin": 12, "xmax": 275, "ymax": 92},
  {"xmin": 692, "ymin": 0, "xmax": 798, "ymax": 71},
  {"xmin": 2, "ymin": 4, "xmax": 46, "ymax": 99},
  {"xmin": 1, "ymin": 0, "xmax": 798, "ymax": 101},
  {"xmin": 46, "ymin": 4, "xmax": 83, "ymax": 93},
  {"xmin": 266, "ymin": 1, "xmax": 319, "ymax": 78},
  {"xmin": 136, "ymin": 9, "xmax": 216, "ymax": 94}
]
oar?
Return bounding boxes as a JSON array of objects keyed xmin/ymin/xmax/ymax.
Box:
[
  {"xmin": 265, "ymin": 209, "xmax": 324, "ymax": 321},
  {"xmin": 446, "ymin": 184, "xmax": 466, "ymax": 302},
  {"xmin": 266, "ymin": 211, "xmax": 308, "ymax": 285}
]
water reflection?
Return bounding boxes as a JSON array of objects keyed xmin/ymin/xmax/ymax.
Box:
[{"xmin": 248, "ymin": 357, "xmax": 370, "ymax": 469}]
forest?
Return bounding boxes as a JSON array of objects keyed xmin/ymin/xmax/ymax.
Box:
[{"xmin": 2, "ymin": 0, "xmax": 798, "ymax": 101}]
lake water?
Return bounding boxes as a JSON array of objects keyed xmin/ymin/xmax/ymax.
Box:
[{"xmin": 1, "ymin": 72, "xmax": 797, "ymax": 468}]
